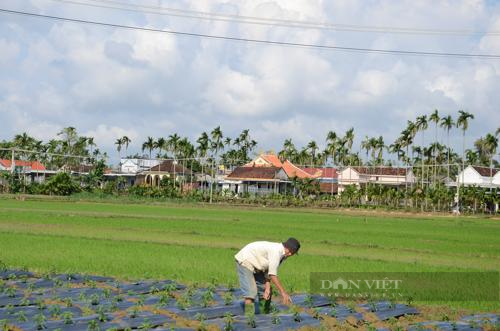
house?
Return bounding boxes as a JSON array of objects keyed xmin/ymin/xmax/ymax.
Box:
[
  {"xmin": 456, "ymin": 166, "xmax": 499, "ymax": 188},
  {"xmin": 244, "ymin": 154, "xmax": 316, "ymax": 179},
  {"xmin": 338, "ymin": 166, "xmax": 415, "ymax": 193},
  {"xmin": 223, "ymin": 166, "xmax": 289, "ymax": 195},
  {"xmin": 136, "ymin": 160, "xmax": 194, "ymax": 187},
  {"xmin": 223, "ymin": 154, "xmax": 324, "ymax": 196},
  {"xmin": 60, "ymin": 164, "xmax": 95, "ymax": 175},
  {"xmin": 0, "ymin": 159, "xmax": 52, "ymax": 183},
  {"xmin": 120, "ymin": 158, "xmax": 161, "ymax": 174},
  {"xmin": 301, "ymin": 167, "xmax": 338, "ymax": 194}
]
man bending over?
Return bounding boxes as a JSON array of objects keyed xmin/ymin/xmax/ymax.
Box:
[{"xmin": 234, "ymin": 238, "xmax": 300, "ymax": 316}]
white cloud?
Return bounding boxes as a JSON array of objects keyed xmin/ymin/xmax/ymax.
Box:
[
  {"xmin": 0, "ymin": 39, "xmax": 19, "ymax": 64},
  {"xmin": 83, "ymin": 125, "xmax": 139, "ymax": 150},
  {"xmin": 0, "ymin": 0, "xmax": 499, "ymax": 163},
  {"xmin": 425, "ymin": 75, "xmax": 464, "ymax": 103}
]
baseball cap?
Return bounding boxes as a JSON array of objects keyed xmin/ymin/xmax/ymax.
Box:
[{"xmin": 283, "ymin": 237, "xmax": 300, "ymax": 254}]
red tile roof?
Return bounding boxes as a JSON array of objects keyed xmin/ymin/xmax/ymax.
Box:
[
  {"xmin": 147, "ymin": 160, "xmax": 192, "ymax": 174},
  {"xmin": 349, "ymin": 167, "xmax": 408, "ymax": 176},
  {"xmin": 226, "ymin": 166, "xmax": 282, "ymax": 180},
  {"xmin": 261, "ymin": 154, "xmax": 283, "ymax": 167},
  {"xmin": 0, "ymin": 159, "xmax": 46, "ymax": 171},
  {"xmin": 472, "ymin": 166, "xmax": 499, "ymax": 177},
  {"xmin": 282, "ymin": 160, "xmax": 314, "ymax": 179},
  {"xmin": 301, "ymin": 167, "xmax": 338, "ymax": 179},
  {"xmin": 244, "ymin": 154, "xmax": 315, "ymax": 179}
]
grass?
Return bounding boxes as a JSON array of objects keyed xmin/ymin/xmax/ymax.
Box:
[{"xmin": 0, "ymin": 195, "xmax": 499, "ymax": 314}]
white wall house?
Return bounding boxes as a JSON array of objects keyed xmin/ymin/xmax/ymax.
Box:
[
  {"xmin": 120, "ymin": 159, "xmax": 161, "ymax": 174},
  {"xmin": 338, "ymin": 166, "xmax": 415, "ymax": 193},
  {"xmin": 456, "ymin": 166, "xmax": 499, "ymax": 188},
  {"xmin": 223, "ymin": 166, "xmax": 289, "ymax": 196}
]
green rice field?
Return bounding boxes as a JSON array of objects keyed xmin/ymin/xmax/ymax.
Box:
[{"xmin": 0, "ymin": 195, "xmax": 499, "ymax": 314}]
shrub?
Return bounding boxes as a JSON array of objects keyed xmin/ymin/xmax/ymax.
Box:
[{"xmin": 42, "ymin": 172, "xmax": 80, "ymax": 196}]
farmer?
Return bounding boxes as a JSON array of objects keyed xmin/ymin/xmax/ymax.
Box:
[{"xmin": 235, "ymin": 238, "xmax": 300, "ymax": 316}]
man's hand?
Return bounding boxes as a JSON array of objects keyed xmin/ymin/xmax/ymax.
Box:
[
  {"xmin": 263, "ymin": 280, "xmax": 271, "ymax": 300},
  {"xmin": 263, "ymin": 287, "xmax": 271, "ymax": 300},
  {"xmin": 281, "ymin": 292, "xmax": 292, "ymax": 305},
  {"xmin": 269, "ymin": 275, "xmax": 292, "ymax": 305}
]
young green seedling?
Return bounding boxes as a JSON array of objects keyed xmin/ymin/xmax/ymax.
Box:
[
  {"xmin": 304, "ymin": 294, "xmax": 314, "ymax": 308},
  {"xmin": 129, "ymin": 306, "xmax": 140, "ymax": 318},
  {"xmin": 271, "ymin": 311, "xmax": 281, "ymax": 325},
  {"xmin": 64, "ymin": 297, "xmax": 73, "ymax": 307},
  {"xmin": 34, "ymin": 313, "xmax": 46, "ymax": 330},
  {"xmin": 49, "ymin": 304, "xmax": 61, "ymax": 318},
  {"xmin": 96, "ymin": 306, "xmax": 107, "ymax": 322},
  {"xmin": 89, "ymin": 293, "xmax": 100, "ymax": 306},
  {"xmin": 223, "ymin": 292, "xmax": 233, "ymax": 306},
  {"xmin": 62, "ymin": 311, "xmax": 74, "ymax": 325},
  {"xmin": 16, "ymin": 311, "xmax": 28, "ymax": 323},
  {"xmin": 5, "ymin": 287, "xmax": 16, "ymax": 298},
  {"xmin": 246, "ymin": 314, "xmax": 256, "ymax": 328},
  {"xmin": 291, "ymin": 305, "xmax": 302, "ymax": 322},
  {"xmin": 139, "ymin": 318, "xmax": 153, "ymax": 330},
  {"xmin": 36, "ymin": 299, "xmax": 46, "ymax": 310},
  {"xmin": 87, "ymin": 319, "xmax": 99, "ymax": 331},
  {"xmin": 201, "ymin": 290, "xmax": 213, "ymax": 307},
  {"xmin": 223, "ymin": 312, "xmax": 234, "ymax": 331},
  {"xmin": 329, "ymin": 307, "xmax": 337, "ymax": 318},
  {"xmin": 195, "ymin": 313, "xmax": 207, "ymax": 331},
  {"xmin": 137, "ymin": 294, "xmax": 145, "ymax": 306}
]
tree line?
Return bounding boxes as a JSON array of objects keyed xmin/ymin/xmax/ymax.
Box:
[{"xmin": 1, "ymin": 111, "xmax": 498, "ymax": 172}]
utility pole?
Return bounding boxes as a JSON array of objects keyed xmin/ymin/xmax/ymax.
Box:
[
  {"xmin": 10, "ymin": 148, "xmax": 15, "ymax": 174},
  {"xmin": 456, "ymin": 163, "xmax": 461, "ymax": 214},
  {"xmin": 209, "ymin": 159, "xmax": 215, "ymax": 204}
]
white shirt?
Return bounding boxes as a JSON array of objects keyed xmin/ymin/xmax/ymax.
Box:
[{"xmin": 235, "ymin": 241, "xmax": 285, "ymax": 276}]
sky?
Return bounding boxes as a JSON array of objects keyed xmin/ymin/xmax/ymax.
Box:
[{"xmin": 0, "ymin": 0, "xmax": 499, "ymax": 164}]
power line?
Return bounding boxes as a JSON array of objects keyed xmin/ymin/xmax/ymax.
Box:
[
  {"xmin": 51, "ymin": 0, "xmax": 500, "ymax": 36},
  {"xmin": 2, "ymin": 8, "xmax": 500, "ymax": 59}
]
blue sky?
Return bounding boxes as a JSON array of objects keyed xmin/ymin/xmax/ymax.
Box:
[{"xmin": 1, "ymin": 0, "xmax": 499, "ymax": 163}]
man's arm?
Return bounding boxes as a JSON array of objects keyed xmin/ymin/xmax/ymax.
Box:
[
  {"xmin": 263, "ymin": 278, "xmax": 271, "ymax": 300},
  {"xmin": 269, "ymin": 275, "xmax": 291, "ymax": 305}
]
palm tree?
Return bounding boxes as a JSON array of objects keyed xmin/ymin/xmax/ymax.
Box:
[
  {"xmin": 210, "ymin": 126, "xmax": 224, "ymax": 159},
  {"xmin": 196, "ymin": 132, "xmax": 210, "ymax": 191},
  {"xmin": 279, "ymin": 138, "xmax": 296, "ymax": 162},
  {"xmin": 429, "ymin": 110, "xmax": 440, "ymax": 185},
  {"xmin": 375, "ymin": 136, "xmax": 385, "ymax": 165},
  {"xmin": 361, "ymin": 136, "xmax": 371, "ymax": 162},
  {"xmin": 456, "ymin": 110, "xmax": 475, "ymax": 165},
  {"xmin": 484, "ymin": 133, "xmax": 498, "ymax": 187},
  {"xmin": 209, "ymin": 126, "xmax": 224, "ymax": 202},
  {"xmin": 440, "ymin": 115, "xmax": 455, "ymax": 180},
  {"xmin": 121, "ymin": 136, "xmax": 131, "ymax": 156},
  {"xmin": 389, "ymin": 140, "xmax": 404, "ymax": 165},
  {"xmin": 115, "ymin": 138, "xmax": 123, "ymax": 167},
  {"xmin": 57, "ymin": 127, "xmax": 77, "ymax": 155},
  {"xmin": 142, "ymin": 136, "xmax": 155, "ymax": 159},
  {"xmin": 344, "ymin": 128, "xmax": 355, "ymax": 156},
  {"xmin": 155, "ymin": 137, "xmax": 167, "ymax": 158},
  {"xmin": 415, "ymin": 115, "xmax": 428, "ymax": 187},
  {"xmin": 456, "ymin": 110, "xmax": 475, "ymax": 209},
  {"xmin": 224, "ymin": 137, "xmax": 232, "ymax": 150},
  {"xmin": 86, "ymin": 137, "xmax": 96, "ymax": 159},
  {"xmin": 307, "ymin": 140, "xmax": 318, "ymax": 166},
  {"xmin": 196, "ymin": 132, "xmax": 210, "ymax": 159},
  {"xmin": 325, "ymin": 131, "xmax": 338, "ymax": 167},
  {"xmin": 168, "ymin": 134, "xmax": 181, "ymax": 159}
]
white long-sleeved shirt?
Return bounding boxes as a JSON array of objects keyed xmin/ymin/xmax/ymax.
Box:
[{"xmin": 235, "ymin": 241, "xmax": 285, "ymax": 276}]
